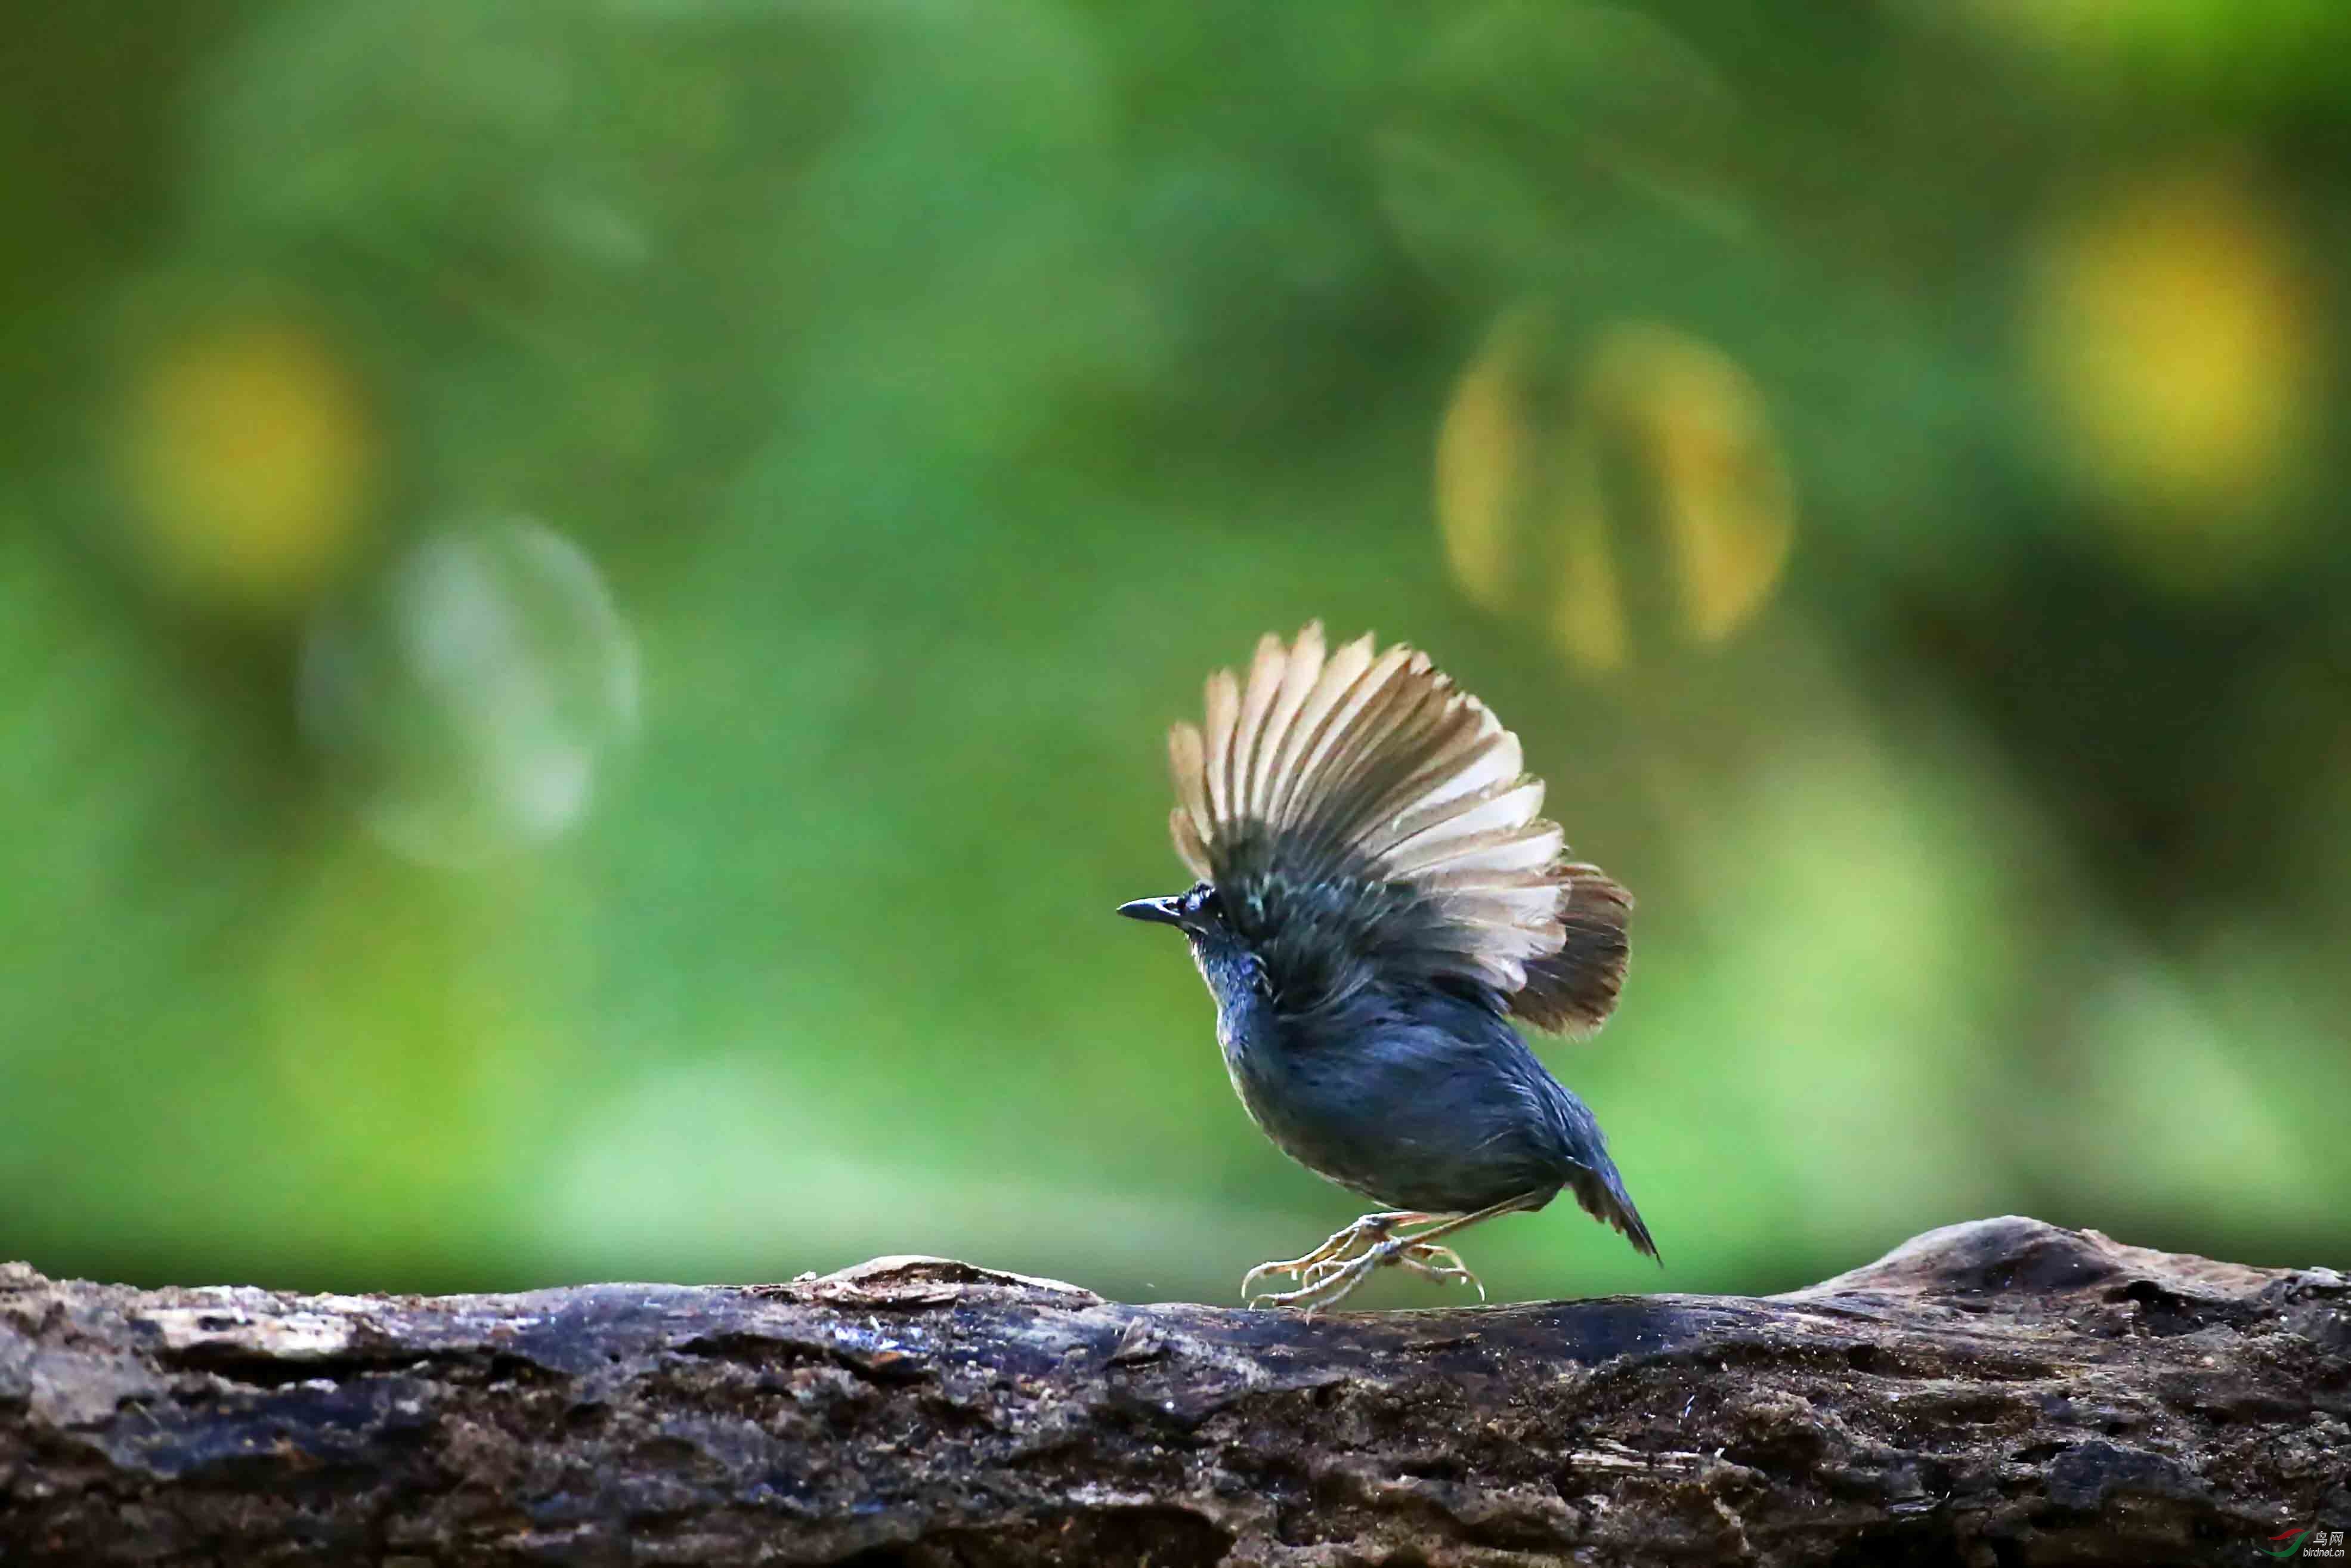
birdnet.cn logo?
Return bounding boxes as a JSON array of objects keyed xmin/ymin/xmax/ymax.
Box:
[{"xmin": 2268, "ymin": 1526, "xmax": 2347, "ymax": 1560}]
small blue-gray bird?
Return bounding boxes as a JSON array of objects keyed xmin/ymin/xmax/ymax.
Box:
[{"xmin": 1119, "ymin": 623, "xmax": 1655, "ymax": 1309}]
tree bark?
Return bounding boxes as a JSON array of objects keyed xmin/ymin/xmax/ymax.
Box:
[{"xmin": 1, "ymin": 1217, "xmax": 2343, "ymax": 1566}]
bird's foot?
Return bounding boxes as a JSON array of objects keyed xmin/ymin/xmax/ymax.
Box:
[
  {"xmin": 1241, "ymin": 1211, "xmax": 1429, "ymax": 1301},
  {"xmin": 1245, "ymin": 1225, "xmax": 1486, "ymax": 1312}
]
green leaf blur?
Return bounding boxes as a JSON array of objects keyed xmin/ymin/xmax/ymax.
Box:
[{"xmin": 2, "ymin": 0, "xmax": 2346, "ymax": 1304}]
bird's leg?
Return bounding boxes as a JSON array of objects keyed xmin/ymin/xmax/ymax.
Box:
[
  {"xmin": 1246, "ymin": 1192, "xmax": 1545, "ymax": 1312},
  {"xmin": 1242, "ymin": 1211, "xmax": 1434, "ymax": 1303}
]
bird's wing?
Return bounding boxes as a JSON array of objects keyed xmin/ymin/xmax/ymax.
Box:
[
  {"xmin": 1508, "ymin": 863, "xmax": 1632, "ymax": 1036},
  {"xmin": 1165, "ymin": 621, "xmax": 1630, "ymax": 1026}
]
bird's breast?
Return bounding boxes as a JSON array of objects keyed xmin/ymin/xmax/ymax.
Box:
[
  {"xmin": 1215, "ymin": 1005, "xmax": 1397, "ymax": 1201},
  {"xmin": 1212, "ymin": 994, "xmax": 1582, "ymax": 1213}
]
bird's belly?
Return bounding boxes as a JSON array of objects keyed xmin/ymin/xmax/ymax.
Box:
[{"xmin": 1220, "ymin": 1026, "xmax": 1561, "ymax": 1214}]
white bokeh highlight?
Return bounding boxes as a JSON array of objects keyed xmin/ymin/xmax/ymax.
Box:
[{"xmin": 299, "ymin": 518, "xmax": 639, "ymax": 867}]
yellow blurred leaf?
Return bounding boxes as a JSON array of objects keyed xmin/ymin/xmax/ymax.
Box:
[
  {"xmin": 1589, "ymin": 323, "xmax": 1795, "ymax": 646},
  {"xmin": 2023, "ymin": 161, "xmax": 2318, "ymax": 587},
  {"xmin": 1433, "ymin": 306, "xmax": 1544, "ymax": 616},
  {"xmin": 1436, "ymin": 307, "xmax": 1793, "ymax": 672},
  {"xmin": 118, "ymin": 316, "xmax": 376, "ymax": 614},
  {"xmin": 1549, "ymin": 429, "xmax": 1628, "ymax": 672}
]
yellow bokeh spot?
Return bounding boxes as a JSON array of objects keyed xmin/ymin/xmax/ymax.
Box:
[
  {"xmin": 119, "ymin": 317, "xmax": 376, "ymax": 614},
  {"xmin": 1434, "ymin": 305, "xmax": 1545, "ymax": 618},
  {"xmin": 2024, "ymin": 163, "xmax": 2317, "ymax": 584},
  {"xmin": 1549, "ymin": 430, "xmax": 1628, "ymax": 672},
  {"xmin": 1436, "ymin": 307, "xmax": 1793, "ymax": 672},
  {"xmin": 1588, "ymin": 323, "xmax": 1795, "ymax": 646}
]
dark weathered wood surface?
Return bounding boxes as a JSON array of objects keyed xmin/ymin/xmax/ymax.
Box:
[{"xmin": 1, "ymin": 1217, "xmax": 2344, "ymax": 1565}]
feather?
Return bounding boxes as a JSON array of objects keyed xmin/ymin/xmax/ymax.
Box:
[
  {"xmin": 1378, "ymin": 779, "xmax": 1547, "ymax": 863},
  {"xmin": 1170, "ymin": 805, "xmax": 1212, "ymax": 882},
  {"xmin": 1266, "ymin": 632, "xmax": 1376, "ymax": 825},
  {"xmin": 1384, "ymin": 822, "xmax": 1561, "ymax": 880},
  {"xmin": 1168, "ymin": 722, "xmax": 1211, "ymax": 852},
  {"xmin": 1161, "ymin": 624, "xmax": 1631, "ymax": 1029},
  {"xmin": 1280, "ymin": 643, "xmax": 1414, "ymax": 826},
  {"xmin": 1248, "ymin": 622, "xmax": 1326, "ymax": 820},
  {"xmin": 1202, "ymin": 668, "xmax": 1240, "ymax": 825},
  {"xmin": 1230, "ymin": 633, "xmax": 1288, "ymax": 824},
  {"xmin": 1509, "ymin": 867, "xmax": 1633, "ymax": 1035},
  {"xmin": 1348, "ymin": 717, "xmax": 1509, "ymax": 850}
]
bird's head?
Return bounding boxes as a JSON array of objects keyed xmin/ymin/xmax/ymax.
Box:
[
  {"xmin": 1118, "ymin": 881, "xmax": 1270, "ymax": 1003},
  {"xmin": 1116, "ymin": 880, "xmax": 1227, "ymax": 942}
]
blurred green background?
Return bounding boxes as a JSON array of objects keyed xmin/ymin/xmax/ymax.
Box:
[{"xmin": 4, "ymin": 0, "xmax": 2346, "ymax": 1308}]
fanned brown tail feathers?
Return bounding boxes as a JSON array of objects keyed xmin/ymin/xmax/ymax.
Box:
[{"xmin": 1165, "ymin": 623, "xmax": 1632, "ymax": 1030}]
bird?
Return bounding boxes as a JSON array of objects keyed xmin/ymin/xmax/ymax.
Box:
[{"xmin": 1118, "ymin": 621, "xmax": 1656, "ymax": 1310}]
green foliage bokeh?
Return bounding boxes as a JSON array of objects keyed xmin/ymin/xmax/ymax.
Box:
[{"xmin": 2, "ymin": 0, "xmax": 2346, "ymax": 1305}]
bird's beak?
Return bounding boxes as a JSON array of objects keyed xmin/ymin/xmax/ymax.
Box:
[{"xmin": 1116, "ymin": 895, "xmax": 1186, "ymax": 927}]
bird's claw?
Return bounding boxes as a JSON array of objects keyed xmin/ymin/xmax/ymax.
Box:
[
  {"xmin": 1240, "ymin": 1211, "xmax": 1421, "ymax": 1300},
  {"xmin": 1242, "ymin": 1220, "xmax": 1488, "ymax": 1311},
  {"xmin": 1393, "ymin": 1241, "xmax": 1486, "ymax": 1301}
]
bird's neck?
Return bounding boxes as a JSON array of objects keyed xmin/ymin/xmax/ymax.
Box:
[{"xmin": 1188, "ymin": 935, "xmax": 1273, "ymax": 1057}]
